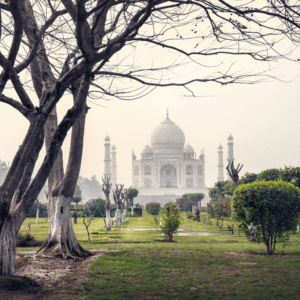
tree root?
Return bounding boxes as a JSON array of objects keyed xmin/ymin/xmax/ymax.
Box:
[{"xmin": 35, "ymin": 236, "xmax": 92, "ymax": 261}]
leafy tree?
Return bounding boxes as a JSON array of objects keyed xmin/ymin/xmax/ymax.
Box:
[
  {"xmin": 1, "ymin": 0, "xmax": 300, "ymax": 275},
  {"xmin": 82, "ymin": 198, "xmax": 106, "ymax": 218},
  {"xmin": 127, "ymin": 188, "xmax": 139, "ymax": 207},
  {"xmin": 257, "ymin": 168, "xmax": 281, "ymax": 182},
  {"xmin": 208, "ymin": 181, "xmax": 235, "ymax": 218},
  {"xmin": 279, "ymin": 166, "xmax": 300, "ymax": 189},
  {"xmin": 209, "ymin": 181, "xmax": 235, "ymax": 200},
  {"xmin": 28, "ymin": 202, "xmax": 48, "ymax": 218},
  {"xmin": 160, "ymin": 205, "xmax": 182, "ymax": 242},
  {"xmin": 240, "ymin": 173, "xmax": 258, "ymax": 185},
  {"xmin": 233, "ymin": 181, "xmax": 300, "ymax": 255},
  {"xmin": 146, "ymin": 202, "xmax": 161, "ymax": 225},
  {"xmin": 176, "ymin": 193, "xmax": 204, "ymax": 212}
]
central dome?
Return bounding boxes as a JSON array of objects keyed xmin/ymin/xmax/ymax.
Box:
[{"xmin": 150, "ymin": 116, "xmax": 185, "ymax": 150}]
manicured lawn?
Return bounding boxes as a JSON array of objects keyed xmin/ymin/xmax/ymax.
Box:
[{"xmin": 18, "ymin": 212, "xmax": 300, "ymax": 299}]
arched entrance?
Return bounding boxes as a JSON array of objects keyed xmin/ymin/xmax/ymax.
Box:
[{"xmin": 160, "ymin": 164, "xmax": 177, "ymax": 188}]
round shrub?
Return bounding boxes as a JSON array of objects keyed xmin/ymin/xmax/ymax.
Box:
[
  {"xmin": 146, "ymin": 202, "xmax": 161, "ymax": 215},
  {"xmin": 233, "ymin": 180, "xmax": 300, "ymax": 255}
]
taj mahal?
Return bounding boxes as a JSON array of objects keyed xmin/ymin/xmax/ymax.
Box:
[{"xmin": 103, "ymin": 111, "xmax": 234, "ymax": 208}]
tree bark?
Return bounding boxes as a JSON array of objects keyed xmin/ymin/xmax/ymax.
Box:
[
  {"xmin": 0, "ymin": 218, "xmax": 18, "ymax": 275},
  {"xmin": 36, "ymin": 200, "xmax": 39, "ymax": 224},
  {"xmin": 36, "ymin": 74, "xmax": 92, "ymax": 259},
  {"xmin": 36, "ymin": 195, "xmax": 90, "ymax": 259},
  {"xmin": 122, "ymin": 208, "xmax": 127, "ymax": 222},
  {"xmin": 106, "ymin": 209, "xmax": 111, "ymax": 231}
]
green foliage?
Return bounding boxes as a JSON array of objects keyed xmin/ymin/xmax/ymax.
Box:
[
  {"xmin": 145, "ymin": 202, "xmax": 160, "ymax": 215},
  {"xmin": 127, "ymin": 188, "xmax": 139, "ymax": 206},
  {"xmin": 82, "ymin": 198, "xmax": 106, "ymax": 217},
  {"xmin": 208, "ymin": 180, "xmax": 235, "ymax": 200},
  {"xmin": 133, "ymin": 207, "xmax": 142, "ymax": 217},
  {"xmin": 28, "ymin": 202, "xmax": 48, "ymax": 218},
  {"xmin": 233, "ymin": 180, "xmax": 300, "ymax": 255},
  {"xmin": 146, "ymin": 202, "xmax": 161, "ymax": 225},
  {"xmin": 257, "ymin": 168, "xmax": 281, "ymax": 182},
  {"xmin": 164, "ymin": 202, "xmax": 179, "ymax": 209},
  {"xmin": 160, "ymin": 205, "xmax": 182, "ymax": 242},
  {"xmin": 176, "ymin": 193, "xmax": 205, "ymax": 212},
  {"xmin": 279, "ymin": 166, "xmax": 300, "ymax": 189},
  {"xmin": 207, "ymin": 195, "xmax": 232, "ymax": 219},
  {"xmin": 208, "ymin": 180, "xmax": 235, "ymax": 219},
  {"xmin": 239, "ymin": 172, "xmax": 258, "ymax": 185}
]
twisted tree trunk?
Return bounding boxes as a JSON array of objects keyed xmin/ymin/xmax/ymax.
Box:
[{"xmin": 36, "ymin": 74, "xmax": 92, "ymax": 259}]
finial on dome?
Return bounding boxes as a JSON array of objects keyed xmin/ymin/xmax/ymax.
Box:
[{"xmin": 167, "ymin": 108, "xmax": 169, "ymax": 119}]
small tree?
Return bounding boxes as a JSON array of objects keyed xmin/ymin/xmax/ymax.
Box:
[
  {"xmin": 82, "ymin": 202, "xmax": 101, "ymax": 243},
  {"xmin": 127, "ymin": 188, "xmax": 139, "ymax": 216},
  {"xmin": 160, "ymin": 205, "xmax": 182, "ymax": 242},
  {"xmin": 233, "ymin": 181, "xmax": 300, "ymax": 255},
  {"xmin": 146, "ymin": 202, "xmax": 161, "ymax": 225}
]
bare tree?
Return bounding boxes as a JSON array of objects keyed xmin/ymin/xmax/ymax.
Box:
[
  {"xmin": 226, "ymin": 162, "xmax": 243, "ymax": 187},
  {"xmin": 83, "ymin": 202, "xmax": 101, "ymax": 243},
  {"xmin": 0, "ymin": 0, "xmax": 299, "ymax": 275},
  {"xmin": 121, "ymin": 189, "xmax": 129, "ymax": 222},
  {"xmin": 113, "ymin": 184, "xmax": 124, "ymax": 227},
  {"xmin": 102, "ymin": 176, "xmax": 112, "ymax": 232}
]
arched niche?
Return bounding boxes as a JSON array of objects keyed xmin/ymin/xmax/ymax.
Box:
[{"xmin": 160, "ymin": 164, "xmax": 177, "ymax": 188}]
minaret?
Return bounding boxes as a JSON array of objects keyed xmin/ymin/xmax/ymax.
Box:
[
  {"xmin": 227, "ymin": 133, "xmax": 234, "ymax": 180},
  {"xmin": 104, "ymin": 135, "xmax": 111, "ymax": 180},
  {"xmin": 217, "ymin": 144, "xmax": 224, "ymax": 181},
  {"xmin": 111, "ymin": 144, "xmax": 117, "ymax": 187}
]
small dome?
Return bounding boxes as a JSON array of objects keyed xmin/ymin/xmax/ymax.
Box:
[
  {"xmin": 142, "ymin": 144, "xmax": 153, "ymax": 153},
  {"xmin": 184, "ymin": 144, "xmax": 194, "ymax": 153},
  {"xmin": 150, "ymin": 116, "xmax": 185, "ymax": 148},
  {"xmin": 218, "ymin": 143, "xmax": 223, "ymax": 149},
  {"xmin": 111, "ymin": 144, "xmax": 116, "ymax": 150},
  {"xmin": 105, "ymin": 134, "xmax": 110, "ymax": 141},
  {"xmin": 1, "ymin": 161, "xmax": 7, "ymax": 167},
  {"xmin": 228, "ymin": 133, "xmax": 233, "ymax": 139}
]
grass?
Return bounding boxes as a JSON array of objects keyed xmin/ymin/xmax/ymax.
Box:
[{"xmin": 18, "ymin": 212, "xmax": 300, "ymax": 299}]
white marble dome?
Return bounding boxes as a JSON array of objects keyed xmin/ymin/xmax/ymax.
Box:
[
  {"xmin": 150, "ymin": 116, "xmax": 185, "ymax": 149},
  {"xmin": 184, "ymin": 144, "xmax": 194, "ymax": 153},
  {"xmin": 142, "ymin": 144, "xmax": 153, "ymax": 153}
]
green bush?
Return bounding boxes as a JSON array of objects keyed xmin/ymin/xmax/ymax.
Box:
[
  {"xmin": 28, "ymin": 202, "xmax": 48, "ymax": 218},
  {"xmin": 233, "ymin": 180, "xmax": 300, "ymax": 255},
  {"xmin": 160, "ymin": 205, "xmax": 182, "ymax": 242},
  {"xmin": 146, "ymin": 202, "xmax": 161, "ymax": 224},
  {"xmin": 83, "ymin": 198, "xmax": 106, "ymax": 217},
  {"xmin": 164, "ymin": 202, "xmax": 179, "ymax": 209},
  {"xmin": 176, "ymin": 193, "xmax": 205, "ymax": 212},
  {"xmin": 110, "ymin": 207, "xmax": 117, "ymax": 217},
  {"xmin": 279, "ymin": 166, "xmax": 300, "ymax": 189},
  {"xmin": 257, "ymin": 168, "xmax": 281, "ymax": 182},
  {"xmin": 133, "ymin": 207, "xmax": 142, "ymax": 217},
  {"xmin": 239, "ymin": 172, "xmax": 258, "ymax": 185}
]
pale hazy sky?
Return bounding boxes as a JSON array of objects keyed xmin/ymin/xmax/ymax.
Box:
[
  {"xmin": 1, "ymin": 10, "xmax": 300, "ymax": 194},
  {"xmin": 1, "ymin": 56, "xmax": 299, "ymax": 192}
]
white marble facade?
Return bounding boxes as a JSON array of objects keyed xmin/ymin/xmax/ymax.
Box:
[{"xmin": 132, "ymin": 113, "xmax": 209, "ymax": 207}]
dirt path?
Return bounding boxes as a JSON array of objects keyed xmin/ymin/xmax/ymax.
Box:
[{"xmin": 0, "ymin": 249, "xmax": 119, "ymax": 300}]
